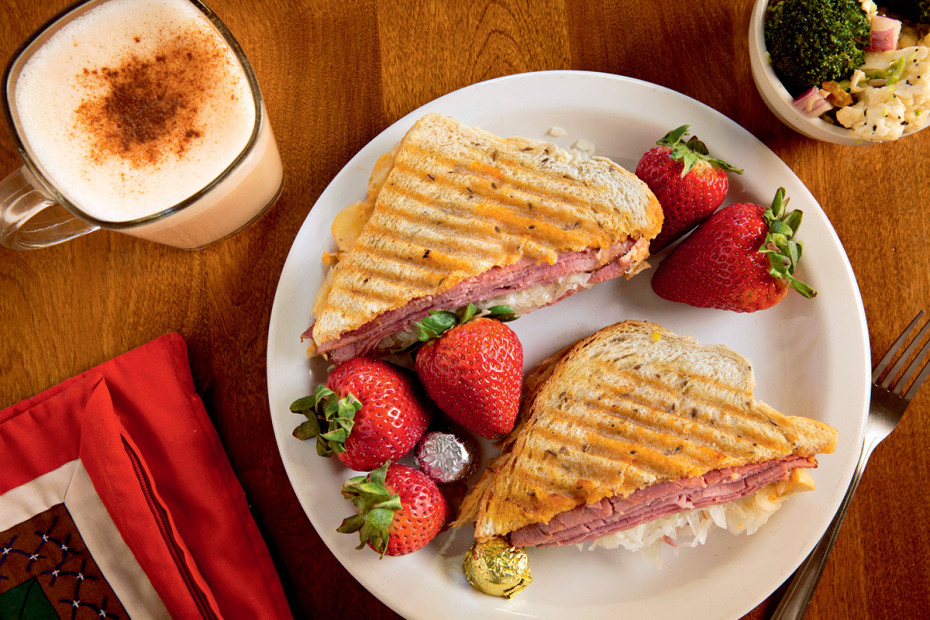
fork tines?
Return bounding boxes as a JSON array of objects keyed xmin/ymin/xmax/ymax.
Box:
[{"xmin": 873, "ymin": 310, "xmax": 930, "ymax": 400}]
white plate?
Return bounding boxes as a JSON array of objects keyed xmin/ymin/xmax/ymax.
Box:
[{"xmin": 267, "ymin": 70, "xmax": 869, "ymax": 620}]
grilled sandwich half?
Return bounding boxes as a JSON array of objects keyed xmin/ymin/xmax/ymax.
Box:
[
  {"xmin": 453, "ymin": 320, "xmax": 838, "ymax": 551},
  {"xmin": 304, "ymin": 114, "xmax": 663, "ymax": 363}
]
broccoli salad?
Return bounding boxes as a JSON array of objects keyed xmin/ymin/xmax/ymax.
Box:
[
  {"xmin": 765, "ymin": 0, "xmax": 930, "ymax": 142},
  {"xmin": 837, "ymin": 45, "xmax": 930, "ymax": 140}
]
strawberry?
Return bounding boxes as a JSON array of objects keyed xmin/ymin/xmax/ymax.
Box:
[
  {"xmin": 413, "ymin": 304, "xmax": 522, "ymax": 440},
  {"xmin": 651, "ymin": 187, "xmax": 816, "ymax": 312},
  {"xmin": 338, "ymin": 461, "xmax": 448, "ymax": 557},
  {"xmin": 290, "ymin": 357, "xmax": 431, "ymax": 471},
  {"xmin": 635, "ymin": 125, "xmax": 743, "ymax": 253}
]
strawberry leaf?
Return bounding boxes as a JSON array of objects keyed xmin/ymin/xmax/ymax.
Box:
[
  {"xmin": 487, "ymin": 305, "xmax": 517, "ymax": 321},
  {"xmin": 367, "ymin": 460, "xmax": 388, "ymax": 487},
  {"xmin": 786, "ymin": 241, "xmax": 800, "ymax": 268},
  {"xmin": 320, "ymin": 427, "xmax": 349, "ymax": 446},
  {"xmin": 339, "ymin": 461, "xmax": 401, "ymax": 558},
  {"xmin": 769, "ymin": 220, "xmax": 794, "ymax": 237},
  {"xmin": 458, "ymin": 303, "xmax": 478, "ymax": 323},
  {"xmin": 337, "ymin": 513, "xmax": 366, "ymax": 534},
  {"xmin": 291, "ymin": 388, "xmax": 327, "ymax": 441},
  {"xmin": 783, "ymin": 209, "xmax": 803, "ymax": 235},
  {"xmin": 656, "ymin": 124, "xmax": 744, "ymax": 177},
  {"xmin": 316, "ymin": 437, "xmax": 334, "ymax": 458},
  {"xmin": 292, "ymin": 419, "xmax": 321, "ymax": 441},
  {"xmin": 758, "ymin": 187, "xmax": 817, "ymax": 299},
  {"xmin": 657, "ymin": 124, "xmax": 690, "ymax": 147},
  {"xmin": 685, "ymin": 135, "xmax": 710, "ymax": 156},
  {"xmin": 291, "ymin": 385, "xmax": 360, "ymax": 457},
  {"xmin": 787, "ymin": 275, "xmax": 817, "ymax": 298},
  {"xmin": 355, "ymin": 481, "xmax": 388, "ymax": 497},
  {"xmin": 289, "ymin": 394, "xmax": 317, "ymax": 413},
  {"xmin": 367, "ymin": 506, "xmax": 397, "ymax": 529},
  {"xmin": 410, "ymin": 303, "xmax": 518, "ymax": 348},
  {"xmin": 415, "ymin": 310, "xmax": 458, "ymax": 341}
]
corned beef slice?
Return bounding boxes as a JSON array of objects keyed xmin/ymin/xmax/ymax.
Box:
[
  {"xmin": 509, "ymin": 455, "xmax": 817, "ymax": 548},
  {"xmin": 314, "ymin": 239, "xmax": 638, "ymax": 363}
]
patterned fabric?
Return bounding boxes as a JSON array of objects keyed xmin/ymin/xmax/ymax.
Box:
[
  {"xmin": 0, "ymin": 504, "xmax": 127, "ymax": 619},
  {"xmin": 0, "ymin": 334, "xmax": 292, "ymax": 619}
]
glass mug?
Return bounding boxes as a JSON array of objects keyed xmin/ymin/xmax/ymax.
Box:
[{"xmin": 0, "ymin": 0, "xmax": 283, "ymax": 250}]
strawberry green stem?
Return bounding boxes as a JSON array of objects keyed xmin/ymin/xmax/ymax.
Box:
[
  {"xmin": 409, "ymin": 303, "xmax": 516, "ymax": 345},
  {"xmin": 338, "ymin": 461, "xmax": 401, "ymax": 558},
  {"xmin": 657, "ymin": 125, "xmax": 744, "ymax": 177},
  {"xmin": 290, "ymin": 385, "xmax": 361, "ymax": 457},
  {"xmin": 758, "ymin": 187, "xmax": 817, "ymax": 299}
]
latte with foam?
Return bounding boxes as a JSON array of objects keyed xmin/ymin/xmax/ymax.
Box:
[{"xmin": 8, "ymin": 0, "xmax": 282, "ymax": 248}]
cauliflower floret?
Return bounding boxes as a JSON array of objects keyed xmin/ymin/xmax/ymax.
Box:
[
  {"xmin": 848, "ymin": 69, "xmax": 869, "ymax": 93},
  {"xmin": 836, "ymin": 104, "xmax": 865, "ymax": 127},
  {"xmin": 837, "ymin": 46, "xmax": 930, "ymax": 141},
  {"xmin": 861, "ymin": 90, "xmax": 908, "ymax": 139}
]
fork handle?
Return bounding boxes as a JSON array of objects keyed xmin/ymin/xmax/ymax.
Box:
[{"xmin": 770, "ymin": 449, "xmax": 869, "ymax": 620}]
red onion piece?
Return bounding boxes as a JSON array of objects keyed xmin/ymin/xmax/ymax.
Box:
[
  {"xmin": 792, "ymin": 87, "xmax": 833, "ymax": 118},
  {"xmin": 870, "ymin": 15, "xmax": 901, "ymax": 52}
]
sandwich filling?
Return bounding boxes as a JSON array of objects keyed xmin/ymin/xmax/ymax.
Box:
[
  {"xmin": 309, "ymin": 236, "xmax": 649, "ymax": 363},
  {"xmin": 509, "ymin": 454, "xmax": 815, "ymax": 548}
]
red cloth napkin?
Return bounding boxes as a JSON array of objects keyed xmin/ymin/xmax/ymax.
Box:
[{"xmin": 0, "ymin": 333, "xmax": 292, "ymax": 619}]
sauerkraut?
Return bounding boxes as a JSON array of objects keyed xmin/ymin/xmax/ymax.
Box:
[{"xmin": 586, "ymin": 476, "xmax": 811, "ymax": 567}]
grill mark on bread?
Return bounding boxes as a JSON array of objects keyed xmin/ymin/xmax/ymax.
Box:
[
  {"xmin": 590, "ymin": 404, "xmax": 761, "ymax": 470},
  {"xmin": 389, "ymin": 158, "xmax": 608, "ymax": 254},
  {"xmin": 360, "ymin": 216, "xmax": 496, "ymax": 269},
  {"xmin": 592, "ymin": 379, "xmax": 791, "ymax": 455},
  {"xmin": 408, "ymin": 141, "xmax": 625, "ymax": 223},
  {"xmin": 315, "ymin": 241, "xmax": 637, "ymax": 359},
  {"xmin": 520, "ymin": 408, "xmax": 667, "ymax": 496},
  {"xmin": 535, "ymin": 432, "xmax": 667, "ymax": 491},
  {"xmin": 399, "ymin": 143, "xmax": 610, "ymax": 215},
  {"xmin": 338, "ymin": 274, "xmax": 420, "ymax": 306},
  {"xmin": 362, "ymin": 197, "xmax": 505, "ymax": 256},
  {"xmin": 590, "ymin": 350, "xmax": 795, "ymax": 448},
  {"xmin": 366, "ymin": 175, "xmax": 565, "ymax": 260},
  {"xmin": 347, "ymin": 234, "xmax": 467, "ymax": 289},
  {"xmin": 573, "ymin": 397, "xmax": 710, "ymax": 476},
  {"xmin": 346, "ymin": 162, "xmax": 634, "ymax": 303},
  {"xmin": 376, "ymin": 185, "xmax": 547, "ymax": 260}
]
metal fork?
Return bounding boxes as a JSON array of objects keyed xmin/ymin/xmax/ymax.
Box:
[{"xmin": 771, "ymin": 310, "xmax": 930, "ymax": 620}]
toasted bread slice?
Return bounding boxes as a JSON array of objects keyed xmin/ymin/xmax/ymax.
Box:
[
  {"xmin": 309, "ymin": 114, "xmax": 663, "ymax": 356},
  {"xmin": 455, "ymin": 320, "xmax": 838, "ymax": 541}
]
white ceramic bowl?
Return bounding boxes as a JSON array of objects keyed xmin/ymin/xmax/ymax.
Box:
[{"xmin": 748, "ymin": 0, "xmax": 865, "ymax": 145}]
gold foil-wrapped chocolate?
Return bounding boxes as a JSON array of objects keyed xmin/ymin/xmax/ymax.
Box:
[{"xmin": 463, "ymin": 537, "xmax": 531, "ymax": 598}]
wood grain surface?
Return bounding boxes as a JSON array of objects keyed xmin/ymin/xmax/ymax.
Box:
[{"xmin": 1, "ymin": 1, "xmax": 928, "ymax": 618}]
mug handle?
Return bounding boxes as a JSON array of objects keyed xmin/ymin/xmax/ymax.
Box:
[{"xmin": 0, "ymin": 166, "xmax": 97, "ymax": 249}]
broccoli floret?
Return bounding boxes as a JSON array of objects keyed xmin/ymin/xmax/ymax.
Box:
[
  {"xmin": 882, "ymin": 0, "xmax": 930, "ymax": 24},
  {"xmin": 764, "ymin": 0, "xmax": 871, "ymax": 96}
]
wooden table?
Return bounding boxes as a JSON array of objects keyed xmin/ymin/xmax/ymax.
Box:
[{"xmin": 1, "ymin": 1, "xmax": 928, "ymax": 618}]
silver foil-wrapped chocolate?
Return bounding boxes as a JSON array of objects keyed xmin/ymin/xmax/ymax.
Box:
[{"xmin": 414, "ymin": 430, "xmax": 477, "ymax": 484}]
